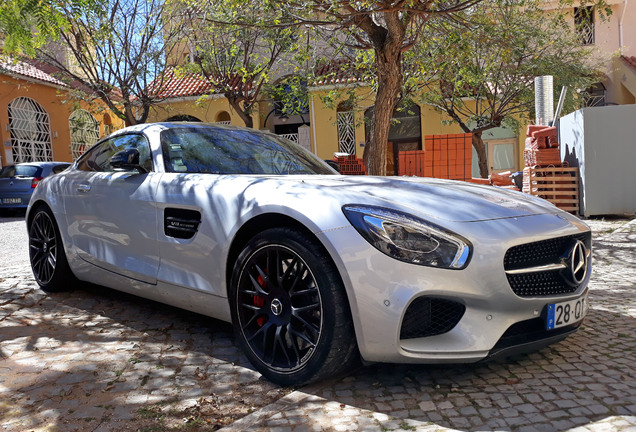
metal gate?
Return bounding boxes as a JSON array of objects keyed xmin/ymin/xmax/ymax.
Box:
[
  {"xmin": 8, "ymin": 97, "xmax": 53, "ymax": 163},
  {"xmin": 69, "ymin": 109, "xmax": 100, "ymax": 160},
  {"xmin": 337, "ymin": 110, "xmax": 356, "ymax": 155}
]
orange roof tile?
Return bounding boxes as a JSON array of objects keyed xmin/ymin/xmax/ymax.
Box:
[
  {"xmin": 0, "ymin": 58, "xmax": 66, "ymax": 87},
  {"xmin": 622, "ymin": 55, "xmax": 636, "ymax": 73},
  {"xmin": 147, "ymin": 68, "xmax": 215, "ymax": 98},
  {"xmin": 313, "ymin": 59, "xmax": 364, "ymax": 86},
  {"xmin": 147, "ymin": 68, "xmax": 256, "ymax": 99}
]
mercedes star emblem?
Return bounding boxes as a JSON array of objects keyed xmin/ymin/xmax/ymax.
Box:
[
  {"xmin": 271, "ymin": 298, "xmax": 283, "ymax": 316},
  {"xmin": 564, "ymin": 240, "xmax": 588, "ymax": 286}
]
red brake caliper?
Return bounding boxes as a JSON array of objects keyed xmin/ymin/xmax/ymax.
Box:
[{"xmin": 254, "ymin": 275, "xmax": 266, "ymax": 327}]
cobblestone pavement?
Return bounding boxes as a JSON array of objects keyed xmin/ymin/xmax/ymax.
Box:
[{"xmin": 0, "ymin": 214, "xmax": 634, "ymax": 432}]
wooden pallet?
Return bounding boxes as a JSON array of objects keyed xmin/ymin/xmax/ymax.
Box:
[{"xmin": 523, "ymin": 167, "xmax": 579, "ymax": 215}]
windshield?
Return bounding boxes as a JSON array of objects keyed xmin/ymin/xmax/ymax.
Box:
[{"xmin": 160, "ymin": 126, "xmax": 336, "ymax": 175}]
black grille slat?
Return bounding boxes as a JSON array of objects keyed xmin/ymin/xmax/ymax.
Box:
[
  {"xmin": 400, "ymin": 297, "xmax": 465, "ymax": 340},
  {"xmin": 504, "ymin": 232, "xmax": 591, "ymax": 297}
]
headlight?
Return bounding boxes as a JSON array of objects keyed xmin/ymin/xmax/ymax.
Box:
[{"xmin": 342, "ymin": 205, "xmax": 471, "ymax": 269}]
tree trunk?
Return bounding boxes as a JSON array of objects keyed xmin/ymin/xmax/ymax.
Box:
[
  {"xmin": 472, "ymin": 131, "xmax": 489, "ymax": 178},
  {"xmin": 359, "ymin": 14, "xmax": 406, "ymax": 176},
  {"xmin": 366, "ymin": 62, "xmax": 402, "ymax": 175},
  {"xmin": 228, "ymin": 97, "xmax": 253, "ymax": 128}
]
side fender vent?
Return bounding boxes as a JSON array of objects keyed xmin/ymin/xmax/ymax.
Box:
[{"xmin": 164, "ymin": 208, "xmax": 201, "ymax": 239}]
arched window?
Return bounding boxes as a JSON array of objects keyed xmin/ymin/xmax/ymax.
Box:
[
  {"xmin": 336, "ymin": 101, "xmax": 355, "ymax": 155},
  {"xmin": 165, "ymin": 114, "xmax": 202, "ymax": 122},
  {"xmin": 364, "ymin": 104, "xmax": 422, "ymax": 143},
  {"xmin": 8, "ymin": 97, "xmax": 52, "ymax": 162},
  {"xmin": 69, "ymin": 109, "xmax": 100, "ymax": 160},
  {"xmin": 364, "ymin": 103, "xmax": 422, "ymax": 175},
  {"xmin": 103, "ymin": 113, "xmax": 114, "ymax": 135},
  {"xmin": 215, "ymin": 111, "xmax": 231, "ymax": 124},
  {"xmin": 583, "ymin": 82, "xmax": 606, "ymax": 107}
]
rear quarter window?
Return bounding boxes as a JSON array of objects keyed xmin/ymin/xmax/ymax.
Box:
[{"xmin": 52, "ymin": 164, "xmax": 71, "ymax": 174}]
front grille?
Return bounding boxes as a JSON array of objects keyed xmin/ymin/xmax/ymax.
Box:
[
  {"xmin": 504, "ymin": 232, "xmax": 591, "ymax": 297},
  {"xmin": 400, "ymin": 297, "xmax": 465, "ymax": 340}
]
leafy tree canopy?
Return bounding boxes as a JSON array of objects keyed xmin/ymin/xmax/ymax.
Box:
[
  {"xmin": 1, "ymin": 0, "xmax": 183, "ymax": 125},
  {"xmin": 410, "ymin": 0, "xmax": 605, "ymax": 177}
]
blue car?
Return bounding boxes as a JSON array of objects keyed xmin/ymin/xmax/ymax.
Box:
[{"xmin": 0, "ymin": 162, "xmax": 71, "ymax": 211}]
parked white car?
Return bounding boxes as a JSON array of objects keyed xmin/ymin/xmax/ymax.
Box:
[{"xmin": 26, "ymin": 122, "xmax": 591, "ymax": 385}]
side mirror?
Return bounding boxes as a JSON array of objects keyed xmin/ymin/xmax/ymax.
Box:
[{"xmin": 110, "ymin": 148, "xmax": 147, "ymax": 173}]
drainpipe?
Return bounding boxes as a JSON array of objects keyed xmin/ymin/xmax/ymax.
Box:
[
  {"xmin": 619, "ymin": 0, "xmax": 628, "ymax": 53},
  {"xmin": 310, "ymin": 94, "xmax": 318, "ymax": 155}
]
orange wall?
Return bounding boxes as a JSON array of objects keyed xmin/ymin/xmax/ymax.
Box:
[{"xmin": 0, "ymin": 74, "xmax": 121, "ymax": 166}]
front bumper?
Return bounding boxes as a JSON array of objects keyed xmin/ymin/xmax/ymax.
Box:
[{"xmin": 318, "ymin": 212, "xmax": 591, "ymax": 364}]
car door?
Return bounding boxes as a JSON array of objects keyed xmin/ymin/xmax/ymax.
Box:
[{"xmin": 62, "ymin": 133, "xmax": 161, "ymax": 284}]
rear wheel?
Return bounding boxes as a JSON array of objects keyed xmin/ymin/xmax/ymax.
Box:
[
  {"xmin": 230, "ymin": 227, "xmax": 358, "ymax": 386},
  {"xmin": 28, "ymin": 206, "xmax": 74, "ymax": 292}
]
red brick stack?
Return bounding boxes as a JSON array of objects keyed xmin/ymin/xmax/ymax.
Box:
[
  {"xmin": 523, "ymin": 125, "xmax": 561, "ymax": 167},
  {"xmin": 520, "ymin": 124, "xmax": 580, "ymax": 215},
  {"xmin": 489, "ymin": 171, "xmax": 518, "ymax": 190},
  {"xmin": 334, "ymin": 154, "xmax": 367, "ymax": 175},
  {"xmin": 398, "ymin": 134, "xmax": 472, "ymax": 180}
]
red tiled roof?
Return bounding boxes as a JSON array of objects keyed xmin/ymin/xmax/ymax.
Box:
[
  {"xmin": 313, "ymin": 59, "xmax": 365, "ymax": 86},
  {"xmin": 148, "ymin": 68, "xmax": 215, "ymax": 98},
  {"xmin": 0, "ymin": 58, "xmax": 66, "ymax": 87},
  {"xmin": 147, "ymin": 68, "xmax": 259, "ymax": 99},
  {"xmin": 622, "ymin": 55, "xmax": 636, "ymax": 73}
]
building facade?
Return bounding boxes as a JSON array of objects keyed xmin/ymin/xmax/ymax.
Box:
[{"xmin": 0, "ymin": 59, "xmax": 121, "ymax": 167}]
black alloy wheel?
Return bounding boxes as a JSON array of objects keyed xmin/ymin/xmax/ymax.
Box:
[
  {"xmin": 230, "ymin": 227, "xmax": 358, "ymax": 386},
  {"xmin": 28, "ymin": 206, "xmax": 73, "ymax": 292},
  {"xmin": 237, "ymin": 244, "xmax": 322, "ymax": 372}
]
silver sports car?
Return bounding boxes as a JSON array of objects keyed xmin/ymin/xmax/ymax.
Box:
[{"xmin": 26, "ymin": 122, "xmax": 591, "ymax": 386}]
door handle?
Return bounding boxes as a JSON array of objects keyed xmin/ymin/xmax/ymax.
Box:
[{"xmin": 76, "ymin": 184, "xmax": 91, "ymax": 193}]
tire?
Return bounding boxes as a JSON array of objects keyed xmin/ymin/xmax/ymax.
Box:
[
  {"xmin": 229, "ymin": 227, "xmax": 358, "ymax": 386},
  {"xmin": 28, "ymin": 205, "xmax": 75, "ymax": 292}
]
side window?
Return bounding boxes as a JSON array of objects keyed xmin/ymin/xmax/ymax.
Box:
[
  {"xmin": 77, "ymin": 134, "xmax": 153, "ymax": 172},
  {"xmin": 52, "ymin": 164, "xmax": 71, "ymax": 174}
]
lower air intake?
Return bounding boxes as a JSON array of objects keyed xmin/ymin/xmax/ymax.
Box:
[{"xmin": 400, "ymin": 297, "xmax": 465, "ymax": 340}]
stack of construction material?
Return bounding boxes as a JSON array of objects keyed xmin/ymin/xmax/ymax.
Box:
[
  {"xmin": 523, "ymin": 125, "xmax": 561, "ymax": 166},
  {"xmin": 523, "ymin": 166, "xmax": 580, "ymax": 215},
  {"xmin": 334, "ymin": 154, "xmax": 367, "ymax": 175},
  {"xmin": 398, "ymin": 134, "xmax": 472, "ymax": 180},
  {"xmin": 489, "ymin": 171, "xmax": 519, "ymax": 190},
  {"xmin": 521, "ymin": 124, "xmax": 580, "ymax": 215}
]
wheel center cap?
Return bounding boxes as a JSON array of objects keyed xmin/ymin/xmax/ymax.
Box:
[
  {"xmin": 43, "ymin": 243, "xmax": 48, "ymax": 253},
  {"xmin": 271, "ymin": 298, "xmax": 283, "ymax": 316}
]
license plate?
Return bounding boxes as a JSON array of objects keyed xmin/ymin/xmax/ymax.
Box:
[
  {"xmin": 2, "ymin": 198, "xmax": 21, "ymax": 204},
  {"xmin": 546, "ymin": 295, "xmax": 588, "ymax": 330}
]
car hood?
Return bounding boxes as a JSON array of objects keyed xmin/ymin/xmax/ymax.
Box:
[{"xmin": 280, "ymin": 175, "xmax": 561, "ymax": 223}]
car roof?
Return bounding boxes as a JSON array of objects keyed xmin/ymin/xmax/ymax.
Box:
[
  {"xmin": 109, "ymin": 121, "xmax": 243, "ymax": 137},
  {"xmin": 15, "ymin": 161, "xmax": 71, "ymax": 167}
]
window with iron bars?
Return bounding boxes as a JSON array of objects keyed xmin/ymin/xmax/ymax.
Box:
[{"xmin": 574, "ymin": 7, "xmax": 595, "ymax": 45}]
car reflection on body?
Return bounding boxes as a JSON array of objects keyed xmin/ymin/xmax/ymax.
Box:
[
  {"xmin": 0, "ymin": 162, "xmax": 70, "ymax": 211},
  {"xmin": 26, "ymin": 122, "xmax": 591, "ymax": 385}
]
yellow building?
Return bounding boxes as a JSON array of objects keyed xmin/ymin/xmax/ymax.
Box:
[
  {"xmin": 548, "ymin": 0, "xmax": 636, "ymax": 105},
  {"xmin": 147, "ymin": 69, "xmax": 521, "ymax": 177},
  {"xmin": 0, "ymin": 58, "xmax": 121, "ymax": 167},
  {"xmin": 148, "ymin": 0, "xmax": 635, "ymax": 177}
]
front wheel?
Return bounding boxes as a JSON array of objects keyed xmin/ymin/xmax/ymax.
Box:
[
  {"xmin": 230, "ymin": 227, "xmax": 358, "ymax": 386},
  {"xmin": 28, "ymin": 206, "xmax": 75, "ymax": 292}
]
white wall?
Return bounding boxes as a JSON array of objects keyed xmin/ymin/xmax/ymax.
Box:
[{"xmin": 559, "ymin": 104, "xmax": 636, "ymax": 216}]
